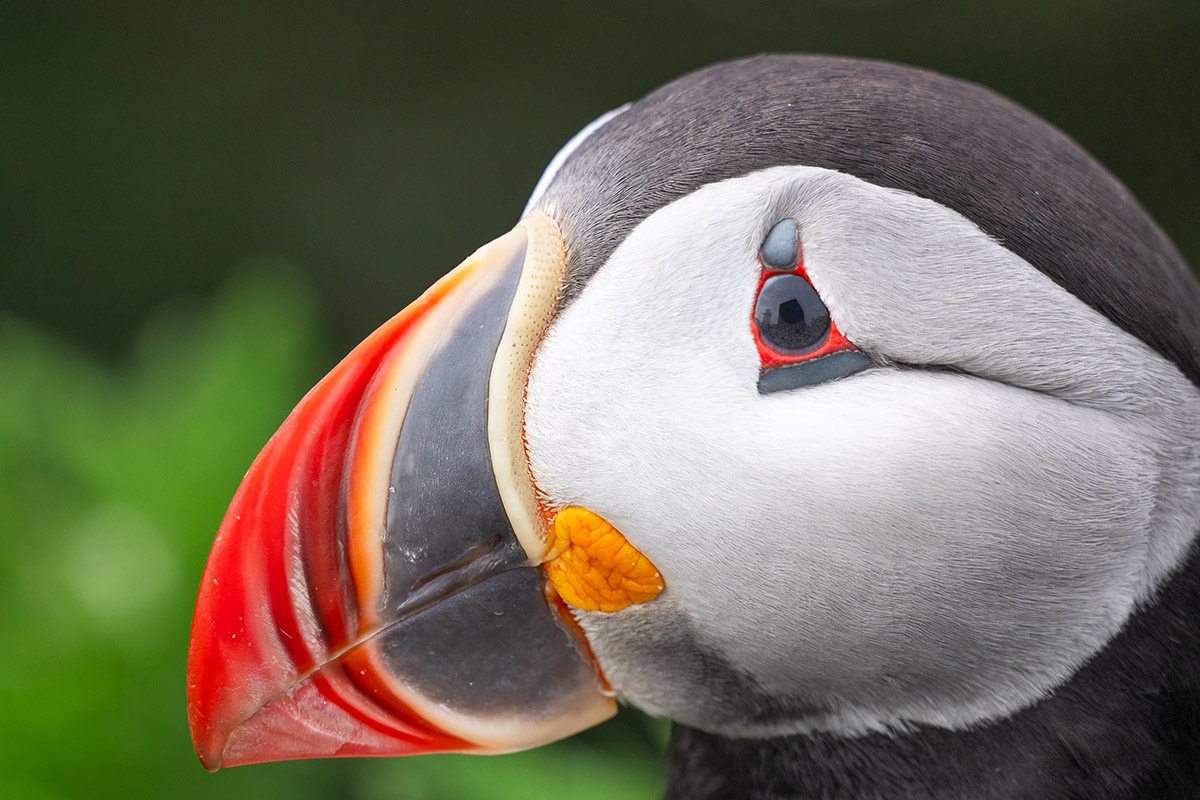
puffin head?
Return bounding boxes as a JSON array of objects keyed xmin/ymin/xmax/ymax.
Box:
[{"xmin": 187, "ymin": 55, "xmax": 1200, "ymax": 772}]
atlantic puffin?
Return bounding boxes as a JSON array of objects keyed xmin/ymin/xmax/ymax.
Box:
[{"xmin": 186, "ymin": 55, "xmax": 1200, "ymax": 798}]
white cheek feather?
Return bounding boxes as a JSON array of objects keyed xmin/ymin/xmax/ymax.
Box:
[{"xmin": 523, "ymin": 166, "xmax": 1200, "ymax": 735}]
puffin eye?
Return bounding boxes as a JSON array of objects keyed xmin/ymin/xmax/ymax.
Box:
[
  {"xmin": 753, "ymin": 273, "xmax": 830, "ymax": 354},
  {"xmin": 751, "ymin": 226, "xmax": 871, "ymax": 394}
]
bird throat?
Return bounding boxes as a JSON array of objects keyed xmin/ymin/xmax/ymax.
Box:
[{"xmin": 662, "ymin": 543, "xmax": 1200, "ymax": 800}]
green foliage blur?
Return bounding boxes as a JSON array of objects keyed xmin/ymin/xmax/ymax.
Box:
[{"xmin": 0, "ymin": 263, "xmax": 666, "ymax": 799}]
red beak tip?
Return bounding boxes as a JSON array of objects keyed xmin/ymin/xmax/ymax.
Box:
[
  {"xmin": 190, "ymin": 669, "xmax": 467, "ymax": 771},
  {"xmin": 190, "ymin": 727, "xmax": 225, "ymax": 772}
]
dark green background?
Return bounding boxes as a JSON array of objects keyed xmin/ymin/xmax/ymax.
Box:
[{"xmin": 2, "ymin": 2, "xmax": 1197, "ymax": 798}]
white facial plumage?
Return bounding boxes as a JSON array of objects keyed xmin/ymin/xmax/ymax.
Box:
[{"xmin": 523, "ymin": 166, "xmax": 1200, "ymax": 736}]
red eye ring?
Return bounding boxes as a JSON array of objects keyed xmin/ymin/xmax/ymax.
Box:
[{"xmin": 751, "ymin": 227, "xmax": 860, "ymax": 371}]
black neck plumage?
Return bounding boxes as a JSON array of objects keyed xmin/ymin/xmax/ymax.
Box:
[{"xmin": 663, "ymin": 547, "xmax": 1200, "ymax": 800}]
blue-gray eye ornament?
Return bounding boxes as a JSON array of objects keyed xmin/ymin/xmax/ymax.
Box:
[{"xmin": 753, "ymin": 219, "xmax": 872, "ymax": 393}]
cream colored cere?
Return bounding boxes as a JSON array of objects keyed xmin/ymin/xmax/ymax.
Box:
[{"xmin": 488, "ymin": 211, "xmax": 569, "ymax": 563}]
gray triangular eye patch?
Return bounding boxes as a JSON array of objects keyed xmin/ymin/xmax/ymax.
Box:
[
  {"xmin": 761, "ymin": 219, "xmax": 798, "ymax": 269},
  {"xmin": 757, "ymin": 350, "xmax": 871, "ymax": 393}
]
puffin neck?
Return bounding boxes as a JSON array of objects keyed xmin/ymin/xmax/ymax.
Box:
[{"xmin": 663, "ymin": 542, "xmax": 1200, "ymax": 800}]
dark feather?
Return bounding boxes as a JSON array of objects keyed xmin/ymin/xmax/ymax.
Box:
[{"xmin": 543, "ymin": 54, "xmax": 1200, "ymax": 387}]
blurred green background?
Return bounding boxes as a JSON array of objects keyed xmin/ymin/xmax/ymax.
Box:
[{"xmin": 1, "ymin": 2, "xmax": 1197, "ymax": 799}]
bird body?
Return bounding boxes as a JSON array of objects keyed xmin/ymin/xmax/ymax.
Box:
[
  {"xmin": 187, "ymin": 55, "xmax": 1200, "ymax": 798},
  {"xmin": 666, "ymin": 550, "xmax": 1200, "ymax": 798}
]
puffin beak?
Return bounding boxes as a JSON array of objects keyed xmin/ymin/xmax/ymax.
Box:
[{"xmin": 186, "ymin": 212, "xmax": 616, "ymax": 771}]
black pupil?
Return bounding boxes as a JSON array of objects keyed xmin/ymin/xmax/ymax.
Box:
[{"xmin": 754, "ymin": 274, "xmax": 830, "ymax": 354}]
